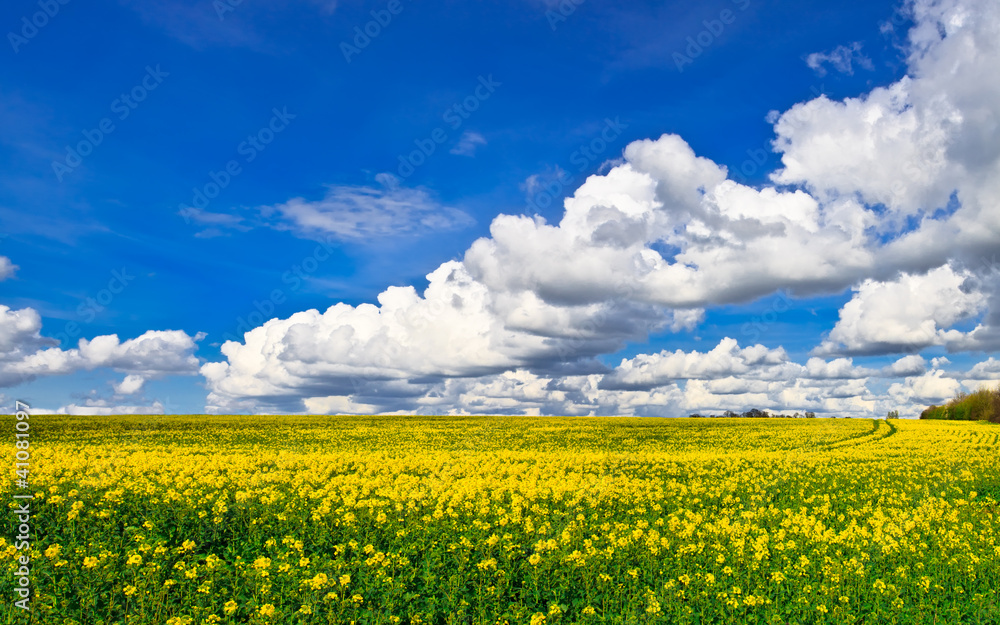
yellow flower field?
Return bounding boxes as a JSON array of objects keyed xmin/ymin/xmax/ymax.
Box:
[{"xmin": 1, "ymin": 415, "xmax": 998, "ymax": 624}]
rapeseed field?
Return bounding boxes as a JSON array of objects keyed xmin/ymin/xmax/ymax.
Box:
[{"xmin": 1, "ymin": 415, "xmax": 998, "ymax": 624}]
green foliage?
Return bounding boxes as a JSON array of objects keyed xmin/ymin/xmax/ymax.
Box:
[
  {"xmin": 920, "ymin": 384, "xmax": 1000, "ymax": 422},
  {"xmin": 920, "ymin": 405, "xmax": 949, "ymax": 420}
]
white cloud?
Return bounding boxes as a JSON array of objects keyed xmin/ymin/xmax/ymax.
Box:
[
  {"xmin": 600, "ymin": 338, "xmax": 789, "ymax": 391},
  {"xmin": 178, "ymin": 206, "xmax": 250, "ymax": 238},
  {"xmin": 0, "ymin": 256, "xmax": 16, "ymax": 280},
  {"xmin": 113, "ymin": 374, "xmax": 147, "ymax": 396},
  {"xmin": 889, "ymin": 370, "xmax": 962, "ymax": 405},
  {"xmin": 966, "ymin": 357, "xmax": 1000, "ymax": 379},
  {"xmin": 816, "ymin": 264, "xmax": 987, "ymax": 355},
  {"xmin": 201, "ymin": 0, "xmax": 1000, "ymax": 416},
  {"xmin": 410, "ymin": 346, "xmax": 929, "ymax": 419},
  {"xmin": 773, "ymin": 0, "xmax": 1000, "ymax": 251},
  {"xmin": 0, "ymin": 306, "xmax": 50, "ymax": 355},
  {"xmin": 450, "ymin": 131, "xmax": 487, "ymax": 156},
  {"xmin": 200, "ymin": 258, "xmax": 689, "ymax": 412},
  {"xmin": 804, "ymin": 357, "xmax": 875, "ymax": 379},
  {"xmin": 882, "ymin": 354, "xmax": 928, "ymax": 377},
  {"xmin": 0, "ymin": 306, "xmax": 203, "ymax": 388},
  {"xmin": 53, "ymin": 399, "xmax": 165, "ymax": 416},
  {"xmin": 805, "ymin": 42, "xmax": 875, "ymax": 76},
  {"xmin": 259, "ymin": 177, "xmax": 474, "ymax": 240},
  {"xmin": 770, "ymin": 80, "xmax": 955, "ymax": 219}
]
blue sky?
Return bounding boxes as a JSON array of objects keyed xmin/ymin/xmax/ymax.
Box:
[{"xmin": 2, "ymin": 0, "xmax": 999, "ymax": 416}]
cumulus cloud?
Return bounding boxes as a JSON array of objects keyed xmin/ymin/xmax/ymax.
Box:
[
  {"xmin": 200, "ymin": 258, "xmax": 697, "ymax": 412},
  {"xmin": 772, "ymin": 0, "xmax": 1000, "ymax": 254},
  {"xmin": 348, "ymin": 343, "xmax": 935, "ymax": 419},
  {"xmin": 882, "ymin": 354, "xmax": 928, "ymax": 377},
  {"xmin": 600, "ymin": 338, "xmax": 788, "ymax": 391},
  {"xmin": 201, "ymin": 122, "xmax": 901, "ymax": 412},
  {"xmin": 201, "ymin": 0, "xmax": 1000, "ymax": 416},
  {"xmin": 52, "ymin": 399, "xmax": 165, "ymax": 416},
  {"xmin": 0, "ymin": 256, "xmax": 16, "ymax": 280},
  {"xmin": 113, "ymin": 374, "xmax": 147, "ymax": 396},
  {"xmin": 0, "ymin": 305, "xmax": 203, "ymax": 388},
  {"xmin": 815, "ymin": 264, "xmax": 987, "ymax": 356},
  {"xmin": 889, "ymin": 370, "xmax": 962, "ymax": 405},
  {"xmin": 964, "ymin": 357, "xmax": 1000, "ymax": 380},
  {"xmin": 0, "ymin": 306, "xmax": 51, "ymax": 355},
  {"xmin": 805, "ymin": 42, "xmax": 875, "ymax": 76}
]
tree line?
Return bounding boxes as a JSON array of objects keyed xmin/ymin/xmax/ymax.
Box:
[
  {"xmin": 920, "ymin": 383, "xmax": 1000, "ymax": 422},
  {"xmin": 689, "ymin": 409, "xmax": 818, "ymax": 419}
]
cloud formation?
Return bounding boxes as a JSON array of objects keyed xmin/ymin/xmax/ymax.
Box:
[
  {"xmin": 50, "ymin": 399, "xmax": 165, "ymax": 416},
  {"xmin": 805, "ymin": 42, "xmax": 875, "ymax": 75},
  {"xmin": 815, "ymin": 264, "xmax": 987, "ymax": 355},
  {"xmin": 259, "ymin": 176, "xmax": 475, "ymax": 240},
  {"xmin": 450, "ymin": 131, "xmax": 487, "ymax": 156},
  {"xmin": 113, "ymin": 374, "xmax": 147, "ymax": 396},
  {"xmin": 0, "ymin": 305, "xmax": 203, "ymax": 388},
  {"xmin": 202, "ymin": 0, "xmax": 1000, "ymax": 416},
  {"xmin": 0, "ymin": 256, "xmax": 16, "ymax": 280}
]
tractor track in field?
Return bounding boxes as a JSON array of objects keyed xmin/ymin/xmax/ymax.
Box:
[
  {"xmin": 824, "ymin": 419, "xmax": 897, "ymax": 451},
  {"xmin": 792, "ymin": 419, "xmax": 898, "ymax": 453}
]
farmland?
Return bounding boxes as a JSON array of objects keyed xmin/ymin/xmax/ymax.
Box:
[{"xmin": 1, "ymin": 415, "xmax": 998, "ymax": 624}]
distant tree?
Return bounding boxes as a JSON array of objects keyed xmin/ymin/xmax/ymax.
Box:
[
  {"xmin": 920, "ymin": 384, "xmax": 1000, "ymax": 422},
  {"xmin": 804, "ymin": 411, "xmax": 817, "ymax": 419},
  {"xmin": 689, "ymin": 413, "xmax": 704, "ymax": 418},
  {"xmin": 920, "ymin": 405, "xmax": 944, "ymax": 420},
  {"xmin": 886, "ymin": 410, "xmax": 900, "ymax": 420}
]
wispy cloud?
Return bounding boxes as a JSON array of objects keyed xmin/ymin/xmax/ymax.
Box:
[
  {"xmin": 259, "ymin": 175, "xmax": 474, "ymax": 240},
  {"xmin": 178, "ymin": 206, "xmax": 251, "ymax": 238},
  {"xmin": 805, "ymin": 42, "xmax": 874, "ymax": 76},
  {"xmin": 450, "ymin": 131, "xmax": 487, "ymax": 157}
]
